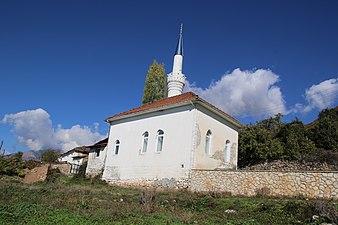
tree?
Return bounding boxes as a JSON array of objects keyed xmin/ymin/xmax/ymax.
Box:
[
  {"xmin": 238, "ymin": 125, "xmax": 284, "ymax": 167},
  {"xmin": 277, "ymin": 119, "xmax": 315, "ymax": 160},
  {"xmin": 142, "ymin": 60, "xmax": 167, "ymax": 104},
  {"xmin": 238, "ymin": 115, "xmax": 316, "ymax": 167},
  {"xmin": 257, "ymin": 113, "xmax": 283, "ymax": 131},
  {"xmin": 0, "ymin": 152, "xmax": 25, "ymax": 177},
  {"xmin": 308, "ymin": 108, "xmax": 338, "ymax": 151},
  {"xmin": 41, "ymin": 150, "xmax": 60, "ymax": 163}
]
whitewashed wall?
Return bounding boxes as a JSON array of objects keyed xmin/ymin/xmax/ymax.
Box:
[
  {"xmin": 102, "ymin": 105, "xmax": 195, "ymax": 182},
  {"xmin": 86, "ymin": 146, "xmax": 107, "ymax": 176},
  {"xmin": 192, "ymin": 105, "xmax": 238, "ymax": 170},
  {"xmin": 59, "ymin": 152, "xmax": 86, "ymax": 165}
]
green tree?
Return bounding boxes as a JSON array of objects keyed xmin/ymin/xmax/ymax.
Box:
[
  {"xmin": 238, "ymin": 114, "xmax": 317, "ymax": 167},
  {"xmin": 277, "ymin": 119, "xmax": 315, "ymax": 160},
  {"xmin": 0, "ymin": 152, "xmax": 25, "ymax": 177},
  {"xmin": 308, "ymin": 108, "xmax": 338, "ymax": 151},
  {"xmin": 142, "ymin": 60, "xmax": 167, "ymax": 104},
  {"xmin": 238, "ymin": 125, "xmax": 284, "ymax": 167},
  {"xmin": 257, "ymin": 113, "xmax": 283, "ymax": 131},
  {"xmin": 41, "ymin": 150, "xmax": 60, "ymax": 163}
]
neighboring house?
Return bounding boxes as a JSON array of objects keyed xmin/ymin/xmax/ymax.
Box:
[
  {"xmin": 85, "ymin": 138, "xmax": 108, "ymax": 176},
  {"xmin": 59, "ymin": 146, "xmax": 89, "ymax": 174},
  {"xmin": 100, "ymin": 25, "xmax": 243, "ymax": 187}
]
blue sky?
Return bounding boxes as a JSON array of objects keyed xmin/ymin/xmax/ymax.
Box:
[{"xmin": 1, "ymin": 0, "xmax": 337, "ymax": 153}]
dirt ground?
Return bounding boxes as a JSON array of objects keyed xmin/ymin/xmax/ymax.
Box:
[{"xmin": 23, "ymin": 164, "xmax": 49, "ymax": 183}]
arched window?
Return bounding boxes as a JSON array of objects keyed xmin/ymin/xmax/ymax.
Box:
[
  {"xmin": 114, "ymin": 140, "xmax": 120, "ymax": 155},
  {"xmin": 156, "ymin": 129, "xmax": 164, "ymax": 153},
  {"xmin": 225, "ymin": 140, "xmax": 231, "ymax": 162},
  {"xmin": 205, "ymin": 130, "xmax": 212, "ymax": 155},
  {"xmin": 141, "ymin": 131, "xmax": 149, "ymax": 154}
]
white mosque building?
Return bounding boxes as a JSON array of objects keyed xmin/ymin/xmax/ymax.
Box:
[{"xmin": 87, "ymin": 25, "xmax": 242, "ymax": 187}]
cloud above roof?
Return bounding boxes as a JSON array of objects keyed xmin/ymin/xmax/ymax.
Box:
[
  {"xmin": 2, "ymin": 108, "xmax": 105, "ymax": 151},
  {"xmin": 185, "ymin": 68, "xmax": 287, "ymax": 117},
  {"xmin": 185, "ymin": 68, "xmax": 338, "ymax": 118}
]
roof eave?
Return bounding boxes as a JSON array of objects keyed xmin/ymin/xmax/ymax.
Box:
[
  {"xmin": 192, "ymin": 99, "xmax": 243, "ymax": 129},
  {"xmin": 105, "ymin": 100, "xmax": 193, "ymax": 123}
]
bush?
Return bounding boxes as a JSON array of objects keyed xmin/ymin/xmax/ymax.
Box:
[
  {"xmin": 302, "ymin": 149, "xmax": 338, "ymax": 165},
  {"xmin": 40, "ymin": 150, "xmax": 60, "ymax": 163},
  {"xmin": 89, "ymin": 173, "xmax": 106, "ymax": 186},
  {"xmin": 308, "ymin": 108, "xmax": 338, "ymax": 150},
  {"xmin": 311, "ymin": 200, "xmax": 338, "ymax": 224},
  {"xmin": 24, "ymin": 160, "xmax": 42, "ymax": 170},
  {"xmin": 46, "ymin": 168, "xmax": 62, "ymax": 183},
  {"xmin": 72, "ymin": 162, "xmax": 87, "ymax": 180},
  {"xmin": 0, "ymin": 152, "xmax": 25, "ymax": 177}
]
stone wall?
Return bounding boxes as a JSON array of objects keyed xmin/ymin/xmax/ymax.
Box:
[
  {"xmin": 51, "ymin": 163, "xmax": 71, "ymax": 175},
  {"xmin": 190, "ymin": 170, "xmax": 338, "ymax": 199},
  {"xmin": 86, "ymin": 167, "xmax": 103, "ymax": 177},
  {"xmin": 241, "ymin": 160, "xmax": 337, "ymax": 171},
  {"xmin": 105, "ymin": 178, "xmax": 191, "ymax": 190}
]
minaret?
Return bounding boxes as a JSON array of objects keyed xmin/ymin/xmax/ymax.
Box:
[{"xmin": 167, "ymin": 24, "xmax": 186, "ymax": 97}]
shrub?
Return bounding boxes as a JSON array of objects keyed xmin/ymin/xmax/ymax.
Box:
[
  {"xmin": 46, "ymin": 168, "xmax": 62, "ymax": 183},
  {"xmin": 40, "ymin": 150, "xmax": 60, "ymax": 163},
  {"xmin": 72, "ymin": 162, "xmax": 87, "ymax": 180},
  {"xmin": 0, "ymin": 152, "xmax": 25, "ymax": 177},
  {"xmin": 89, "ymin": 173, "xmax": 106, "ymax": 186},
  {"xmin": 311, "ymin": 200, "xmax": 338, "ymax": 224}
]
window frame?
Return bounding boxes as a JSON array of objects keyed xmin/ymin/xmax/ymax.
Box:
[
  {"xmin": 205, "ymin": 130, "xmax": 212, "ymax": 155},
  {"xmin": 225, "ymin": 140, "xmax": 231, "ymax": 162},
  {"xmin": 114, "ymin": 140, "xmax": 120, "ymax": 155},
  {"xmin": 141, "ymin": 131, "xmax": 149, "ymax": 154},
  {"xmin": 155, "ymin": 129, "xmax": 164, "ymax": 153}
]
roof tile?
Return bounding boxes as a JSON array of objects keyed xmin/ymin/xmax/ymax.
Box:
[
  {"xmin": 105, "ymin": 91, "xmax": 242, "ymax": 127},
  {"xmin": 105, "ymin": 92, "xmax": 198, "ymax": 121}
]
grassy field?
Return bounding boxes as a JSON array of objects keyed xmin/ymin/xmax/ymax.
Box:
[{"xmin": 0, "ymin": 175, "xmax": 337, "ymax": 225}]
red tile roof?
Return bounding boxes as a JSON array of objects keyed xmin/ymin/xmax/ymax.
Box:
[
  {"xmin": 61, "ymin": 146, "xmax": 90, "ymax": 156},
  {"xmin": 88, "ymin": 137, "xmax": 108, "ymax": 148},
  {"xmin": 105, "ymin": 92, "xmax": 242, "ymax": 127}
]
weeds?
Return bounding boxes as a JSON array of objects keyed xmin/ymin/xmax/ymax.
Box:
[{"xmin": 0, "ymin": 176, "xmax": 337, "ymax": 224}]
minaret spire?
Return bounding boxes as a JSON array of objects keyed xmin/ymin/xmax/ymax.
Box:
[
  {"xmin": 175, "ymin": 23, "xmax": 183, "ymax": 56},
  {"xmin": 167, "ymin": 24, "xmax": 186, "ymax": 97}
]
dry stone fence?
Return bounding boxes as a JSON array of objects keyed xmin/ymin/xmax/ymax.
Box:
[{"xmin": 190, "ymin": 170, "xmax": 337, "ymax": 199}]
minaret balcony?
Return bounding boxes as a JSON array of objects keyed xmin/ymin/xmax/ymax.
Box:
[{"xmin": 167, "ymin": 72, "xmax": 186, "ymax": 83}]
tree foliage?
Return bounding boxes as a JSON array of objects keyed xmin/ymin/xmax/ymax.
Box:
[
  {"xmin": 277, "ymin": 119, "xmax": 315, "ymax": 160},
  {"xmin": 0, "ymin": 152, "xmax": 25, "ymax": 177},
  {"xmin": 239, "ymin": 125, "xmax": 284, "ymax": 167},
  {"xmin": 142, "ymin": 60, "xmax": 167, "ymax": 105},
  {"xmin": 308, "ymin": 108, "xmax": 338, "ymax": 151},
  {"xmin": 239, "ymin": 114, "xmax": 317, "ymax": 167},
  {"xmin": 40, "ymin": 150, "xmax": 60, "ymax": 163}
]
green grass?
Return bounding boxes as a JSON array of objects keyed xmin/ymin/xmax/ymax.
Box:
[{"xmin": 0, "ymin": 175, "xmax": 337, "ymax": 225}]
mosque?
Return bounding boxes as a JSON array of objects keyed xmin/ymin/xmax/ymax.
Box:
[{"xmin": 86, "ymin": 25, "xmax": 242, "ymax": 187}]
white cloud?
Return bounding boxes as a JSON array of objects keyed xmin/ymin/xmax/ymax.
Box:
[
  {"xmin": 2, "ymin": 108, "xmax": 105, "ymax": 151},
  {"xmin": 54, "ymin": 124, "xmax": 104, "ymax": 151},
  {"xmin": 184, "ymin": 68, "xmax": 287, "ymax": 117},
  {"xmin": 298, "ymin": 78, "xmax": 338, "ymax": 113}
]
